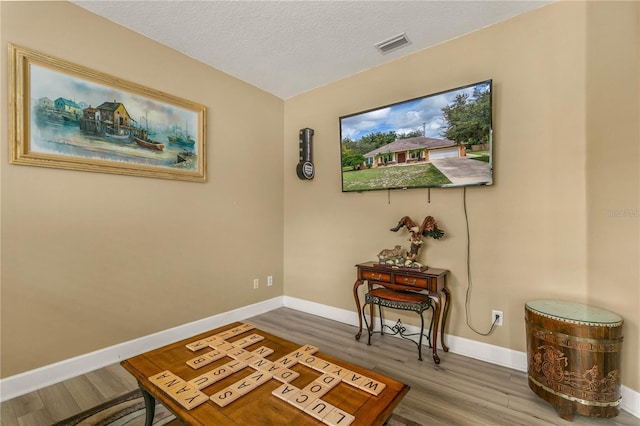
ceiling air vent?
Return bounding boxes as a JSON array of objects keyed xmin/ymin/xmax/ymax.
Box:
[{"xmin": 375, "ymin": 33, "xmax": 411, "ymax": 54}]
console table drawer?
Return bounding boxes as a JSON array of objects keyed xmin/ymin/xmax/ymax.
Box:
[
  {"xmin": 394, "ymin": 276, "xmax": 428, "ymax": 289},
  {"xmin": 362, "ymin": 270, "xmax": 392, "ymax": 283}
]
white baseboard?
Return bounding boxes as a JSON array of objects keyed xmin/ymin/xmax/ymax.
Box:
[
  {"xmin": 282, "ymin": 296, "xmax": 527, "ymax": 369},
  {"xmin": 621, "ymin": 386, "xmax": 640, "ymax": 419},
  {"xmin": 2, "ymin": 295, "xmax": 638, "ymax": 419},
  {"xmin": 0, "ymin": 296, "xmax": 284, "ymax": 402},
  {"xmin": 282, "ymin": 296, "xmax": 639, "ymax": 419}
]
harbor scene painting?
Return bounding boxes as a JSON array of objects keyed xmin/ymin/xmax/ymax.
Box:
[{"xmin": 10, "ymin": 44, "xmax": 206, "ymax": 182}]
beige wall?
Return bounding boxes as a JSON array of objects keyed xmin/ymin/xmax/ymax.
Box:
[
  {"xmin": 1, "ymin": 1, "xmax": 284, "ymax": 377},
  {"xmin": 283, "ymin": 1, "xmax": 639, "ymax": 393},
  {"xmin": 585, "ymin": 1, "xmax": 640, "ymax": 392}
]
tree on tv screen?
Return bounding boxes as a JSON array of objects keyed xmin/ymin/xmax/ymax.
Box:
[{"xmin": 442, "ymin": 87, "xmax": 491, "ymax": 146}]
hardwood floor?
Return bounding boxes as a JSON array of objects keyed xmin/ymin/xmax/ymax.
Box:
[{"xmin": 1, "ymin": 308, "xmax": 637, "ymax": 425}]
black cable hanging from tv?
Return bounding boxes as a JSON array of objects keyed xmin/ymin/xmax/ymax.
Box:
[{"xmin": 463, "ymin": 186, "xmax": 499, "ymax": 336}]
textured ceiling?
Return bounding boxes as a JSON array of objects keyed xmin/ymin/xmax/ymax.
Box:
[{"xmin": 74, "ymin": 1, "xmax": 551, "ymax": 99}]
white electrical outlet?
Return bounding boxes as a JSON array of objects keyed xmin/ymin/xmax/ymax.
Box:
[
  {"xmin": 267, "ymin": 276, "xmax": 273, "ymax": 286},
  {"xmin": 253, "ymin": 278, "xmax": 259, "ymax": 289},
  {"xmin": 492, "ymin": 310, "xmax": 503, "ymax": 326}
]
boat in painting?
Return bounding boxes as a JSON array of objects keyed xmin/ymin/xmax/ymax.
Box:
[
  {"xmin": 167, "ymin": 122, "xmax": 195, "ymax": 147},
  {"xmin": 174, "ymin": 134, "xmax": 195, "ymax": 147},
  {"xmin": 133, "ymin": 113, "xmax": 164, "ymax": 150},
  {"xmin": 134, "ymin": 126, "xmax": 164, "ymax": 150},
  {"xmin": 135, "ymin": 135, "xmax": 165, "ymax": 151}
]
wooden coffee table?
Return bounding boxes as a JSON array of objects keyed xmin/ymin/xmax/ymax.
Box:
[{"xmin": 121, "ymin": 322, "xmax": 409, "ymax": 425}]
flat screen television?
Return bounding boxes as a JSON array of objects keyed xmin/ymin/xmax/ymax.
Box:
[{"xmin": 339, "ymin": 79, "xmax": 492, "ymax": 192}]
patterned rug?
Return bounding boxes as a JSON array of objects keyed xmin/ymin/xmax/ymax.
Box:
[
  {"xmin": 52, "ymin": 389, "xmax": 177, "ymax": 426},
  {"xmin": 53, "ymin": 389, "xmax": 420, "ymax": 425}
]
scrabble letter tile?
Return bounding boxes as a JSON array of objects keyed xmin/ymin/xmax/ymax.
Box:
[
  {"xmin": 206, "ymin": 350, "xmax": 226, "ymax": 362},
  {"xmin": 299, "ymin": 355, "xmax": 317, "ymax": 368},
  {"xmin": 228, "ymin": 348, "xmax": 249, "ymax": 359},
  {"xmin": 210, "ymin": 365, "xmax": 234, "ymax": 380},
  {"xmin": 246, "ymin": 371, "xmax": 273, "ymax": 386},
  {"xmin": 168, "ymin": 383, "xmax": 196, "ymax": 397},
  {"xmin": 186, "ymin": 355, "xmax": 214, "ymax": 369},
  {"xmin": 316, "ymin": 359, "xmax": 335, "ymax": 372},
  {"xmin": 246, "ymin": 333, "xmax": 267, "ymax": 345},
  {"xmin": 288, "ymin": 391, "xmax": 315, "ymax": 410},
  {"xmin": 344, "ymin": 372, "xmax": 366, "ymax": 388},
  {"xmin": 275, "ymin": 356, "xmax": 297, "ymax": 368},
  {"xmin": 225, "ymin": 359, "xmax": 248, "ymax": 372},
  {"xmin": 240, "ymin": 323, "xmax": 256, "ymax": 332},
  {"xmin": 148, "ymin": 370, "xmax": 174, "ymax": 385},
  {"xmin": 316, "ymin": 374, "xmax": 341, "ymax": 389},
  {"xmin": 211, "ymin": 388, "xmax": 243, "ymax": 407},
  {"xmin": 232, "ymin": 338, "xmax": 249, "ymax": 348},
  {"xmin": 250, "ymin": 358, "xmax": 274, "ymax": 371},
  {"xmin": 358, "ymin": 378, "xmax": 386, "ymax": 396},
  {"xmin": 302, "ymin": 381, "xmax": 332, "ymax": 398},
  {"xmin": 237, "ymin": 352, "xmax": 259, "ymax": 363},
  {"xmin": 251, "ymin": 346, "xmax": 274, "ymax": 357},
  {"xmin": 204, "ymin": 335, "xmax": 222, "ymax": 346},
  {"xmin": 272, "ymin": 383, "xmax": 300, "ymax": 402},
  {"xmin": 305, "ymin": 398, "xmax": 336, "ymax": 421},
  {"xmin": 273, "ymin": 368, "xmax": 300, "ymax": 383},
  {"xmin": 215, "ymin": 341, "xmax": 236, "ymax": 353},
  {"xmin": 230, "ymin": 379, "xmax": 257, "ymax": 395},
  {"xmin": 266, "ymin": 364, "xmax": 283, "ymax": 375},
  {"xmin": 299, "ymin": 344, "xmax": 319, "ymax": 354},
  {"xmin": 174, "ymin": 390, "xmax": 209, "ymax": 410},
  {"xmin": 159, "ymin": 376, "xmax": 184, "ymax": 391},
  {"xmin": 185, "ymin": 340, "xmax": 209, "ymax": 352},
  {"xmin": 327, "ymin": 366, "xmax": 352, "ymax": 380},
  {"xmin": 323, "ymin": 407, "xmax": 355, "ymax": 426},
  {"xmin": 188, "ymin": 374, "xmax": 213, "ymax": 390}
]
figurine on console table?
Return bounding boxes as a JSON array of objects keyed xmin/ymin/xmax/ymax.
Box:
[
  {"xmin": 382, "ymin": 215, "xmax": 444, "ymax": 269},
  {"xmin": 376, "ymin": 245, "xmax": 407, "ymax": 265}
]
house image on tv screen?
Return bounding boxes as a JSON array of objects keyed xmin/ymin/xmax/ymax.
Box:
[{"xmin": 363, "ymin": 136, "xmax": 465, "ymax": 168}]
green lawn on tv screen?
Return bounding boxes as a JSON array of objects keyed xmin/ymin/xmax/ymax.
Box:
[{"xmin": 342, "ymin": 163, "xmax": 451, "ymax": 191}]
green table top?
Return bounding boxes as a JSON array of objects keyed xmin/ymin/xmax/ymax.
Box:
[{"xmin": 526, "ymin": 299, "xmax": 622, "ymax": 325}]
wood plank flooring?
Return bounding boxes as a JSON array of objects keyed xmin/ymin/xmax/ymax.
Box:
[{"xmin": 1, "ymin": 308, "xmax": 637, "ymax": 425}]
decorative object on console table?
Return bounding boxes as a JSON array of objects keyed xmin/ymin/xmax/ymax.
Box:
[
  {"xmin": 353, "ymin": 262, "xmax": 450, "ymax": 364},
  {"xmin": 387, "ymin": 215, "xmax": 444, "ymax": 269},
  {"xmin": 376, "ymin": 245, "xmax": 408, "ymax": 266},
  {"xmin": 525, "ymin": 300, "xmax": 623, "ymax": 421}
]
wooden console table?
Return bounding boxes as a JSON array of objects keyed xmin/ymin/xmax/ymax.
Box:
[
  {"xmin": 353, "ymin": 262, "xmax": 450, "ymax": 363},
  {"xmin": 525, "ymin": 300, "xmax": 623, "ymax": 420}
]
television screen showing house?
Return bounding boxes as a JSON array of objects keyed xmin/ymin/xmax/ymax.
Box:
[{"xmin": 339, "ymin": 80, "xmax": 492, "ymax": 192}]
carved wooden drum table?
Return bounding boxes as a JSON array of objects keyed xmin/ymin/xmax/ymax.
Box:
[{"xmin": 525, "ymin": 300, "xmax": 623, "ymax": 420}]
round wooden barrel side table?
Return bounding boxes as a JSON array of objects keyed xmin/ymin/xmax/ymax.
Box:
[{"xmin": 525, "ymin": 300, "xmax": 623, "ymax": 421}]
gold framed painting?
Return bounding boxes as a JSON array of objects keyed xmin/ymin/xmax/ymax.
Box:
[{"xmin": 8, "ymin": 44, "xmax": 207, "ymax": 182}]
